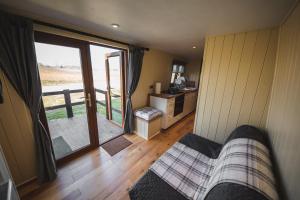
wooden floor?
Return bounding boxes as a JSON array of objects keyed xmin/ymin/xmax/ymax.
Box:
[{"xmin": 20, "ymin": 113, "xmax": 195, "ymax": 200}]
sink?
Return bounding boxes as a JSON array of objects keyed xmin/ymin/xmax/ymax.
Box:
[{"xmin": 166, "ymin": 88, "xmax": 180, "ymax": 94}]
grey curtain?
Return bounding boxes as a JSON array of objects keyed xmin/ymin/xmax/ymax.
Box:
[
  {"xmin": 124, "ymin": 46, "xmax": 145, "ymax": 133},
  {"xmin": 0, "ymin": 12, "xmax": 57, "ymax": 182}
]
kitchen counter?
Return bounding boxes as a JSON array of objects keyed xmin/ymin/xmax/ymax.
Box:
[
  {"xmin": 150, "ymin": 89, "xmax": 198, "ymax": 129},
  {"xmin": 150, "ymin": 88, "xmax": 198, "ymax": 99}
]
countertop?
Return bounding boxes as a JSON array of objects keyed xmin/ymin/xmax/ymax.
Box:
[{"xmin": 150, "ymin": 88, "xmax": 198, "ymax": 99}]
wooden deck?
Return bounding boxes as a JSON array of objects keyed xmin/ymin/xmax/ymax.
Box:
[
  {"xmin": 48, "ymin": 114, "xmax": 123, "ymax": 158},
  {"xmin": 19, "ymin": 113, "xmax": 195, "ymax": 200}
]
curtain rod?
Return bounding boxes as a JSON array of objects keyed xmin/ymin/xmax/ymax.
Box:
[{"xmin": 33, "ymin": 20, "xmax": 150, "ymax": 51}]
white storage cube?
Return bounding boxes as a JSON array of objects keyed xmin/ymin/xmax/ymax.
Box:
[
  {"xmin": 134, "ymin": 107, "xmax": 162, "ymax": 140},
  {"xmin": 135, "ymin": 116, "xmax": 162, "ymax": 140}
]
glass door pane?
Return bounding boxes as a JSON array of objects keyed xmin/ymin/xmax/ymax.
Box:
[
  {"xmin": 107, "ymin": 55, "xmax": 123, "ymax": 125},
  {"xmin": 89, "ymin": 45, "xmax": 124, "ymax": 144},
  {"xmin": 35, "ymin": 42, "xmax": 91, "ymax": 160}
]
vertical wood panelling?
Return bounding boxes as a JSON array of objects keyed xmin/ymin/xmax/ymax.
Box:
[
  {"xmin": 194, "ymin": 37, "xmax": 215, "ymax": 134},
  {"xmin": 214, "ymin": 33, "xmax": 245, "ymax": 142},
  {"xmin": 194, "ymin": 39, "xmax": 208, "ymax": 132},
  {"xmin": 194, "ymin": 28, "xmax": 278, "ymax": 143},
  {"xmin": 201, "ymin": 36, "xmax": 224, "ymax": 136},
  {"xmin": 0, "ymin": 71, "xmax": 36, "ymax": 185},
  {"xmin": 249, "ymin": 30, "xmax": 278, "ymax": 125},
  {"xmin": 223, "ymin": 31, "xmax": 257, "ymax": 140},
  {"xmin": 236, "ymin": 30, "xmax": 271, "ymax": 126},
  {"xmin": 208, "ymin": 35, "xmax": 234, "ymax": 138},
  {"xmin": 266, "ymin": 4, "xmax": 300, "ymax": 200}
]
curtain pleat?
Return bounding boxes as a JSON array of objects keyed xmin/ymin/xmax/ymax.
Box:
[
  {"xmin": 124, "ymin": 46, "xmax": 145, "ymax": 133},
  {"xmin": 0, "ymin": 12, "xmax": 57, "ymax": 182}
]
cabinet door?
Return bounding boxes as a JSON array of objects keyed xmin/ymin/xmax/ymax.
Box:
[
  {"xmin": 183, "ymin": 94, "xmax": 190, "ymax": 115},
  {"xmin": 188, "ymin": 93, "xmax": 194, "ymax": 113},
  {"xmin": 167, "ymin": 98, "xmax": 175, "ymax": 116},
  {"xmin": 165, "ymin": 98, "xmax": 175, "ymax": 127}
]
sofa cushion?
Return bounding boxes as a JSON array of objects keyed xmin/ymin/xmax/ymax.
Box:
[
  {"xmin": 225, "ymin": 125, "xmax": 268, "ymax": 146},
  {"xmin": 205, "ymin": 182, "xmax": 269, "ymax": 200},
  {"xmin": 179, "ymin": 133, "xmax": 222, "ymax": 159},
  {"xmin": 129, "ymin": 170, "xmax": 186, "ymax": 200},
  {"xmin": 151, "ymin": 142, "xmax": 214, "ymax": 199}
]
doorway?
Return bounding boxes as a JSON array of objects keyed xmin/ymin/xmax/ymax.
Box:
[
  {"xmin": 89, "ymin": 45, "xmax": 125, "ymax": 144},
  {"xmin": 35, "ymin": 32, "xmax": 126, "ymax": 162}
]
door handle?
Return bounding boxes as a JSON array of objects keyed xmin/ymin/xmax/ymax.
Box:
[{"xmin": 86, "ymin": 93, "xmax": 92, "ymax": 108}]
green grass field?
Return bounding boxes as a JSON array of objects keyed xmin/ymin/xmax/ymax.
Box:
[{"xmin": 45, "ymin": 98, "xmax": 122, "ymax": 125}]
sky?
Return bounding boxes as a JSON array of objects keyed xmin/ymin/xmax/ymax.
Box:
[{"xmin": 35, "ymin": 42, "xmax": 117, "ymax": 67}]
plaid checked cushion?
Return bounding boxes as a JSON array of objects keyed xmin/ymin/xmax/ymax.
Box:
[
  {"xmin": 150, "ymin": 138, "xmax": 278, "ymax": 200},
  {"xmin": 135, "ymin": 107, "xmax": 162, "ymax": 121}
]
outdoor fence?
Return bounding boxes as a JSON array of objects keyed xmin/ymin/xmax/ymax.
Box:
[{"xmin": 42, "ymin": 88, "xmax": 121, "ymax": 119}]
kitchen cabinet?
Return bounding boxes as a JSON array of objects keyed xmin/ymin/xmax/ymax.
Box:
[{"xmin": 150, "ymin": 90, "xmax": 197, "ymax": 129}]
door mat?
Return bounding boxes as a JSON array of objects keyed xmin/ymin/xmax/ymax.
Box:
[
  {"xmin": 52, "ymin": 136, "xmax": 72, "ymax": 159},
  {"xmin": 102, "ymin": 136, "xmax": 132, "ymax": 156}
]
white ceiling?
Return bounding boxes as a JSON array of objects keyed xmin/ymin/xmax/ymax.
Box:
[{"xmin": 0, "ymin": 0, "xmax": 297, "ymax": 60}]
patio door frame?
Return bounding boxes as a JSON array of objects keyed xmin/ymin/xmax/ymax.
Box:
[
  {"xmin": 104, "ymin": 51, "xmax": 126, "ymax": 127},
  {"xmin": 34, "ymin": 31, "xmax": 99, "ymax": 164},
  {"xmin": 35, "ymin": 31, "xmax": 128, "ymax": 165}
]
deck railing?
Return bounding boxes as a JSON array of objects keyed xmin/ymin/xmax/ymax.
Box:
[{"xmin": 42, "ymin": 88, "xmax": 121, "ymax": 119}]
